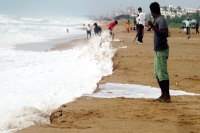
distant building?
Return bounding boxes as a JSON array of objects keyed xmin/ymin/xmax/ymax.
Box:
[
  {"xmin": 160, "ymin": 5, "xmax": 177, "ymax": 18},
  {"xmin": 182, "ymin": 7, "xmax": 197, "ymax": 13},
  {"xmin": 161, "ymin": 5, "xmax": 199, "ymax": 18},
  {"xmin": 126, "ymin": 6, "xmax": 135, "ymax": 15}
]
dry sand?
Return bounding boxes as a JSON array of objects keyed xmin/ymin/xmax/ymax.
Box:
[{"xmin": 16, "ymin": 20, "xmax": 200, "ymax": 133}]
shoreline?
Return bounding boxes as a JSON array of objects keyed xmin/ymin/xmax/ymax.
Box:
[
  {"xmin": 13, "ymin": 33, "xmax": 87, "ymax": 52},
  {"xmin": 50, "ymin": 20, "xmax": 110, "ymax": 51},
  {"xmin": 16, "ymin": 21, "xmax": 200, "ymax": 133}
]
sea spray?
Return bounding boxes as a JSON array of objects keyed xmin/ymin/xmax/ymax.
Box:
[{"xmin": 0, "ymin": 31, "xmax": 116, "ymax": 132}]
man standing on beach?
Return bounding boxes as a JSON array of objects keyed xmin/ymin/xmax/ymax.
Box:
[
  {"xmin": 137, "ymin": 7, "xmax": 146, "ymax": 44},
  {"xmin": 108, "ymin": 21, "xmax": 118, "ymax": 40},
  {"xmin": 195, "ymin": 20, "xmax": 199, "ymax": 34},
  {"xmin": 93, "ymin": 23, "xmax": 102, "ymax": 36},
  {"xmin": 185, "ymin": 18, "xmax": 190, "ymax": 36},
  {"xmin": 86, "ymin": 24, "xmax": 91, "ymax": 38},
  {"xmin": 148, "ymin": 2, "xmax": 171, "ymax": 103}
]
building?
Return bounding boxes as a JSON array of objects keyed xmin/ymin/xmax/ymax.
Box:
[
  {"xmin": 160, "ymin": 5, "xmax": 178, "ymax": 18},
  {"xmin": 160, "ymin": 5, "xmax": 199, "ymax": 18},
  {"xmin": 182, "ymin": 7, "xmax": 197, "ymax": 13},
  {"xmin": 126, "ymin": 6, "xmax": 135, "ymax": 15}
]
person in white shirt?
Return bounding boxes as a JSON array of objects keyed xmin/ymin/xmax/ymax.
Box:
[
  {"xmin": 136, "ymin": 14, "xmax": 139, "ymax": 30},
  {"xmin": 137, "ymin": 7, "xmax": 146, "ymax": 44},
  {"xmin": 86, "ymin": 24, "xmax": 91, "ymax": 38},
  {"xmin": 185, "ymin": 18, "xmax": 190, "ymax": 36}
]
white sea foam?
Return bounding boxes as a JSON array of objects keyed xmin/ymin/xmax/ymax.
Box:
[
  {"xmin": 0, "ymin": 15, "xmax": 91, "ymax": 49},
  {"xmin": 85, "ymin": 83, "xmax": 200, "ymax": 98},
  {"xmin": 0, "ymin": 32, "xmax": 115, "ymax": 132}
]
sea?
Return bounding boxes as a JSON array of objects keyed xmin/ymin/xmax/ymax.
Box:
[{"xmin": 0, "ymin": 15, "xmax": 115, "ymax": 133}]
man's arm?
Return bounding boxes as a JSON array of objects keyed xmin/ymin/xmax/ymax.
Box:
[{"xmin": 148, "ymin": 21, "xmax": 166, "ymax": 37}]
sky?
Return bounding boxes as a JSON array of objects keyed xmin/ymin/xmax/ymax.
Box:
[{"xmin": 0, "ymin": 0, "xmax": 199, "ymax": 18}]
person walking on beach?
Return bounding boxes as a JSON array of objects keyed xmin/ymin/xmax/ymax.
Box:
[
  {"xmin": 133, "ymin": 29, "xmax": 144, "ymax": 42},
  {"xmin": 185, "ymin": 18, "xmax": 190, "ymax": 36},
  {"xmin": 137, "ymin": 7, "xmax": 146, "ymax": 44},
  {"xmin": 108, "ymin": 21, "xmax": 118, "ymax": 40},
  {"xmin": 86, "ymin": 24, "xmax": 91, "ymax": 38},
  {"xmin": 195, "ymin": 20, "xmax": 199, "ymax": 34},
  {"xmin": 148, "ymin": 2, "xmax": 171, "ymax": 103},
  {"xmin": 126, "ymin": 20, "xmax": 131, "ymax": 33}
]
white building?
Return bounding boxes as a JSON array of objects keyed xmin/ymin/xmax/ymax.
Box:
[
  {"xmin": 182, "ymin": 7, "xmax": 198, "ymax": 13},
  {"xmin": 160, "ymin": 5, "xmax": 198, "ymax": 18},
  {"xmin": 160, "ymin": 5, "xmax": 179, "ymax": 18}
]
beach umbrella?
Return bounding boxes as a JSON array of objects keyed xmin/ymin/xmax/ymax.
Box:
[
  {"xmin": 190, "ymin": 19, "xmax": 197, "ymax": 23},
  {"xmin": 182, "ymin": 20, "xmax": 187, "ymax": 23}
]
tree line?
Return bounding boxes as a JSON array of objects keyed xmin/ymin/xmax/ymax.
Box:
[{"xmin": 114, "ymin": 12, "xmax": 200, "ymax": 28}]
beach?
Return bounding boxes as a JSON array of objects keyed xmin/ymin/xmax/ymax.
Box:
[{"xmin": 14, "ymin": 20, "xmax": 200, "ymax": 133}]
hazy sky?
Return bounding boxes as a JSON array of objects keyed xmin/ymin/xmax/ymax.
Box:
[{"xmin": 0, "ymin": 0, "xmax": 199, "ymax": 18}]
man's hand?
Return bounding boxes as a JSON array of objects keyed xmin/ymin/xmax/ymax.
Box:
[{"xmin": 148, "ymin": 21, "xmax": 153, "ymax": 27}]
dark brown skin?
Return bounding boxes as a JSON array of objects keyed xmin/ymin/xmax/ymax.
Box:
[
  {"xmin": 148, "ymin": 11, "xmax": 170, "ymax": 102},
  {"xmin": 148, "ymin": 12, "xmax": 167, "ymax": 38}
]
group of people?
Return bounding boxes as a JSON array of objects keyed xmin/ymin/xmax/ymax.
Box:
[
  {"xmin": 84, "ymin": 3, "xmax": 171, "ymax": 103},
  {"xmin": 132, "ymin": 7, "xmax": 146, "ymax": 44},
  {"xmin": 105, "ymin": 7, "xmax": 146, "ymax": 43},
  {"xmin": 107, "ymin": 3, "xmax": 171, "ymax": 102},
  {"xmin": 125, "ymin": 8, "xmax": 151, "ymax": 44},
  {"xmin": 86, "ymin": 23, "xmax": 102, "ymax": 38},
  {"xmin": 185, "ymin": 18, "xmax": 199, "ymax": 36},
  {"xmin": 85, "ymin": 21, "xmax": 118, "ymax": 40}
]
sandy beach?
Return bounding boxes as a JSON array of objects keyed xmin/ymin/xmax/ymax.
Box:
[{"xmin": 16, "ymin": 20, "xmax": 200, "ymax": 133}]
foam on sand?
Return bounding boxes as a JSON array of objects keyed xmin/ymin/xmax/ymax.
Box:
[{"xmin": 85, "ymin": 83, "xmax": 200, "ymax": 98}]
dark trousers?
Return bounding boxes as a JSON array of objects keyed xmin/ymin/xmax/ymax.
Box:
[
  {"xmin": 186, "ymin": 27, "xmax": 190, "ymax": 35},
  {"xmin": 136, "ymin": 24, "xmax": 139, "ymax": 30},
  {"xmin": 196, "ymin": 27, "xmax": 199, "ymax": 34},
  {"xmin": 138, "ymin": 24, "xmax": 144, "ymax": 43}
]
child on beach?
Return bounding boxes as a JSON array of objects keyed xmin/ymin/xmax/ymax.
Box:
[
  {"xmin": 86, "ymin": 24, "xmax": 91, "ymax": 38},
  {"xmin": 108, "ymin": 21, "xmax": 118, "ymax": 40},
  {"xmin": 125, "ymin": 20, "xmax": 131, "ymax": 33}
]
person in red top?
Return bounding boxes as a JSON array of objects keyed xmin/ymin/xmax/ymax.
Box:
[{"xmin": 108, "ymin": 21, "xmax": 118, "ymax": 40}]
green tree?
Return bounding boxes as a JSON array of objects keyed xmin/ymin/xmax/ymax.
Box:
[
  {"xmin": 170, "ymin": 7, "xmax": 173, "ymax": 14},
  {"xmin": 177, "ymin": 6, "xmax": 182, "ymax": 12},
  {"xmin": 190, "ymin": 13, "xmax": 200, "ymax": 20},
  {"xmin": 173, "ymin": 9, "xmax": 177, "ymax": 17},
  {"xmin": 163, "ymin": 6, "xmax": 168, "ymax": 15},
  {"xmin": 166, "ymin": 15, "xmax": 171, "ymax": 21},
  {"xmin": 114, "ymin": 14, "xmax": 131, "ymax": 20}
]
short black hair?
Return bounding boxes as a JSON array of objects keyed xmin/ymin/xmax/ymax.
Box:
[
  {"xmin": 150, "ymin": 2, "xmax": 160, "ymax": 14},
  {"xmin": 115, "ymin": 21, "xmax": 118, "ymax": 24},
  {"xmin": 94, "ymin": 23, "xmax": 97, "ymax": 26},
  {"xmin": 138, "ymin": 7, "xmax": 142, "ymax": 11}
]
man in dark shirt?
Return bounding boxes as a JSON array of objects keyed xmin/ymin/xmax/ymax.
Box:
[
  {"xmin": 148, "ymin": 2, "xmax": 170, "ymax": 103},
  {"xmin": 93, "ymin": 23, "xmax": 101, "ymax": 36},
  {"xmin": 195, "ymin": 20, "xmax": 199, "ymax": 34}
]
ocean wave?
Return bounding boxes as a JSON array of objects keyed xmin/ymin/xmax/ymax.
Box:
[
  {"xmin": 0, "ymin": 15, "xmax": 91, "ymax": 49},
  {"xmin": 0, "ymin": 32, "xmax": 115, "ymax": 132}
]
